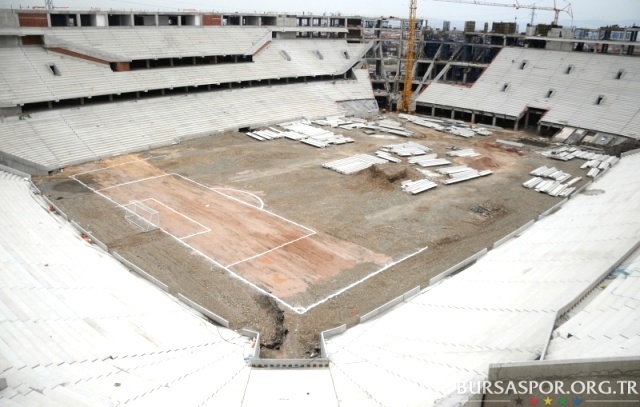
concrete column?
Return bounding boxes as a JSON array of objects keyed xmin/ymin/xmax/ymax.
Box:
[
  {"xmin": 524, "ymin": 112, "xmax": 530, "ymax": 128},
  {"xmin": 76, "ymin": 14, "xmax": 82, "ymax": 27},
  {"xmin": 161, "ymin": 89, "xmax": 165, "ymax": 95},
  {"xmin": 170, "ymin": 58, "xmax": 174, "ymax": 67},
  {"xmin": 178, "ymin": 16, "xmax": 182, "ymax": 26},
  {"xmin": 155, "ymin": 14, "xmax": 159, "ymax": 26},
  {"xmin": 463, "ymin": 72, "xmax": 468, "ymax": 84},
  {"xmin": 451, "ymin": 109, "xmax": 456, "ymax": 119},
  {"xmin": 80, "ymin": 98, "xmax": 84, "ymax": 105},
  {"xmin": 431, "ymin": 105, "xmax": 435, "ymax": 116},
  {"xmin": 471, "ymin": 111, "xmax": 476, "ymax": 123},
  {"xmin": 136, "ymin": 91, "xmax": 140, "ymax": 98},
  {"xmin": 514, "ymin": 118, "xmax": 519, "ymax": 131},
  {"xmin": 48, "ymin": 101, "xmax": 53, "ymax": 108},
  {"xmin": 146, "ymin": 60, "xmax": 150, "ymax": 68},
  {"xmin": 537, "ymin": 123, "xmax": 542, "ymax": 135},
  {"xmin": 109, "ymin": 95, "xmax": 113, "ymax": 101},
  {"xmin": 492, "ymin": 115, "xmax": 497, "ymax": 126}
]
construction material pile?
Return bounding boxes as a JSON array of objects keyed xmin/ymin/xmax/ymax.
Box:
[
  {"xmin": 379, "ymin": 141, "xmax": 431, "ymax": 157},
  {"xmin": 408, "ymin": 155, "xmax": 451, "ymax": 167},
  {"xmin": 447, "ymin": 148, "xmax": 481, "ymax": 158},
  {"xmin": 399, "ymin": 113, "xmax": 493, "ymax": 137},
  {"xmin": 313, "ymin": 115, "xmax": 414, "ymax": 137},
  {"xmin": 280, "ymin": 121, "xmax": 354, "ymax": 148},
  {"xmin": 401, "ymin": 179, "xmax": 438, "ymax": 195},
  {"xmin": 540, "ymin": 146, "xmax": 620, "ymax": 182},
  {"xmin": 523, "ymin": 166, "xmax": 581, "ymax": 197},
  {"xmin": 433, "ymin": 165, "xmax": 492, "ymax": 185},
  {"xmin": 322, "ymin": 154, "xmax": 387, "ymax": 175},
  {"xmin": 529, "ymin": 166, "xmax": 571, "ymax": 182},
  {"xmin": 245, "ymin": 128, "xmax": 287, "ymax": 141}
]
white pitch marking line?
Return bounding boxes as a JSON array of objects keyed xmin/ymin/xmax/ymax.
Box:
[
  {"xmin": 225, "ymin": 231, "xmax": 316, "ymax": 268},
  {"xmin": 141, "ymin": 197, "xmax": 212, "ymax": 239},
  {"xmin": 158, "ymin": 225, "xmax": 304, "ymax": 315},
  {"xmin": 213, "ymin": 188, "xmax": 265, "ymax": 210},
  {"xmin": 73, "ymin": 155, "xmax": 167, "ymax": 177},
  {"xmin": 96, "ymin": 174, "xmax": 171, "ymax": 192},
  {"xmin": 71, "ymin": 173, "xmax": 429, "ymax": 315},
  {"xmin": 180, "ymin": 230, "xmax": 211, "ymax": 240},
  {"xmin": 70, "ymin": 175, "xmax": 152, "ymax": 230},
  {"xmin": 69, "ymin": 174, "xmax": 303, "ymax": 314},
  {"xmin": 173, "ymin": 173, "xmax": 316, "ymax": 235},
  {"xmin": 295, "ymin": 245, "xmax": 429, "ymax": 314}
]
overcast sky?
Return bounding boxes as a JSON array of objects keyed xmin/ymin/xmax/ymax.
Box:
[{"xmin": 1, "ymin": 0, "xmax": 638, "ymax": 27}]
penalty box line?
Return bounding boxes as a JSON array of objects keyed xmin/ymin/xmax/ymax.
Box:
[
  {"xmin": 135, "ymin": 198, "xmax": 211, "ymax": 240},
  {"xmin": 173, "ymin": 174, "xmax": 317, "ymax": 235},
  {"xmin": 225, "ymin": 231, "xmax": 316, "ymax": 268},
  {"xmin": 73, "ymin": 155, "xmax": 167, "ymax": 177},
  {"xmin": 69, "ymin": 174, "xmax": 305, "ymax": 315},
  {"xmin": 96, "ymin": 174, "xmax": 171, "ymax": 192}
]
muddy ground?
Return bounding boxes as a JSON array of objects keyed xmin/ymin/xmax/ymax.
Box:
[{"xmin": 35, "ymin": 114, "xmax": 590, "ymax": 358}]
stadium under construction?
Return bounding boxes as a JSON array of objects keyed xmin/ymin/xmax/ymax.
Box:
[{"xmin": 0, "ymin": 5, "xmax": 639, "ymax": 407}]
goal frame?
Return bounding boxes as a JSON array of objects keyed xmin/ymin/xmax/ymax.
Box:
[{"xmin": 124, "ymin": 200, "xmax": 159, "ymax": 232}]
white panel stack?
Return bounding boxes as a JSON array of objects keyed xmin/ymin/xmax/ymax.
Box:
[
  {"xmin": 322, "ymin": 154, "xmax": 387, "ymax": 175},
  {"xmin": 447, "ymin": 149, "xmax": 480, "ymax": 157},
  {"xmin": 587, "ymin": 168, "xmax": 601, "ymax": 178},
  {"xmin": 526, "ymin": 167, "xmax": 581, "ymax": 197},
  {"xmin": 375, "ymin": 151, "xmax": 402, "ymax": 163},
  {"xmin": 401, "ymin": 179, "xmax": 438, "ymax": 195},
  {"xmin": 409, "ymin": 157, "xmax": 451, "ymax": 168},
  {"xmin": 437, "ymin": 165, "xmax": 472, "ymax": 175},
  {"xmin": 442, "ymin": 169, "xmax": 492, "ymax": 184},
  {"xmin": 398, "ymin": 113, "xmax": 446, "ymax": 131},
  {"xmin": 381, "ymin": 141, "xmax": 431, "ymax": 157}
]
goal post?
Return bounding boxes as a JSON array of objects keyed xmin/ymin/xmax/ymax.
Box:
[{"xmin": 124, "ymin": 200, "xmax": 160, "ymax": 232}]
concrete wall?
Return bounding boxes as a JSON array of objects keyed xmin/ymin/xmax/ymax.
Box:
[
  {"xmin": 360, "ymin": 286, "xmax": 420, "ymax": 323},
  {"xmin": 0, "ymin": 35, "xmax": 19, "ymax": 47},
  {"xmin": 0, "ymin": 150, "xmax": 52, "ymax": 175},
  {"xmin": 483, "ymin": 357, "xmax": 640, "ymax": 406},
  {"xmin": 177, "ymin": 294, "xmax": 229, "ymax": 328},
  {"xmin": 0, "ymin": 11, "xmax": 19, "ymax": 28},
  {"xmin": 0, "ymin": 106, "xmax": 21, "ymax": 116}
]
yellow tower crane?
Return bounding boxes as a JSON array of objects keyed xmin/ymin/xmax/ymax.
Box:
[
  {"xmin": 400, "ymin": 0, "xmax": 418, "ymax": 113},
  {"xmin": 432, "ymin": 0, "xmax": 572, "ymax": 26}
]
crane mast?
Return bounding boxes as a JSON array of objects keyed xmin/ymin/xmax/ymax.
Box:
[{"xmin": 400, "ymin": 0, "xmax": 418, "ymax": 113}]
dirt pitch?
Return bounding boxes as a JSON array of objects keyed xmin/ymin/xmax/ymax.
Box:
[{"xmin": 35, "ymin": 114, "xmax": 590, "ymax": 358}]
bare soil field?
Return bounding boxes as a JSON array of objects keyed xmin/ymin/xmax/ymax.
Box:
[{"xmin": 35, "ymin": 114, "xmax": 589, "ymax": 358}]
